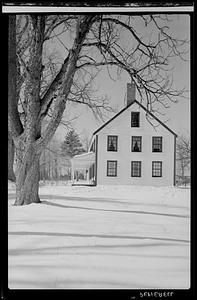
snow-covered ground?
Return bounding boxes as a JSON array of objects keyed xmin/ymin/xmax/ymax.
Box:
[{"xmin": 8, "ymin": 182, "xmax": 190, "ymax": 289}]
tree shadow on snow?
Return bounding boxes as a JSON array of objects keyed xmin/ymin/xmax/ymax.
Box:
[
  {"xmin": 8, "ymin": 230, "xmax": 189, "ymax": 244},
  {"xmin": 40, "ymin": 194, "xmax": 188, "ymax": 210},
  {"xmin": 40, "ymin": 200, "xmax": 189, "ymax": 219},
  {"xmin": 8, "ymin": 244, "xmax": 188, "ymax": 258}
]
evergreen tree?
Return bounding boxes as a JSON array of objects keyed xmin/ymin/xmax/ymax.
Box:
[{"xmin": 61, "ymin": 129, "xmax": 85, "ymax": 158}]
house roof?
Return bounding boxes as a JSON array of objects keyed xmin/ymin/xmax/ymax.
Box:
[
  {"xmin": 71, "ymin": 151, "xmax": 95, "ymax": 168},
  {"xmin": 72, "ymin": 151, "xmax": 95, "ymax": 159},
  {"xmin": 93, "ymin": 100, "xmax": 177, "ymax": 137}
]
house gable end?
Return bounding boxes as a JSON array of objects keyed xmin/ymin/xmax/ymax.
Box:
[{"xmin": 93, "ymin": 100, "xmax": 177, "ymax": 137}]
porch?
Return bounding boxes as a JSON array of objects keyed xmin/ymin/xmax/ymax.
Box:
[{"xmin": 71, "ymin": 152, "xmax": 96, "ymax": 186}]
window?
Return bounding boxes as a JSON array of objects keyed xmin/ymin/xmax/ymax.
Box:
[
  {"xmin": 152, "ymin": 137, "xmax": 162, "ymax": 152},
  {"xmin": 152, "ymin": 161, "xmax": 162, "ymax": 177},
  {"xmin": 131, "ymin": 161, "xmax": 141, "ymax": 177},
  {"xmin": 107, "ymin": 135, "xmax": 118, "ymax": 151},
  {"xmin": 132, "ymin": 136, "xmax": 142, "ymax": 152},
  {"xmin": 131, "ymin": 112, "xmax": 140, "ymax": 127},
  {"xmin": 107, "ymin": 160, "xmax": 117, "ymax": 177}
]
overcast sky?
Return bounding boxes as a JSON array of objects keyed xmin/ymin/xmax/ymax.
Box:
[{"xmin": 46, "ymin": 13, "xmax": 191, "ymax": 142}]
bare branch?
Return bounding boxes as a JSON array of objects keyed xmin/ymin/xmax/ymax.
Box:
[
  {"xmin": 44, "ymin": 15, "xmax": 77, "ymax": 41},
  {"xmin": 36, "ymin": 15, "xmax": 97, "ymax": 151}
]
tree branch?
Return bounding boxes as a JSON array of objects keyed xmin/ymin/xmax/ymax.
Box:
[
  {"xmin": 38, "ymin": 52, "xmax": 70, "ymax": 120},
  {"xmin": 36, "ymin": 15, "xmax": 97, "ymax": 151}
]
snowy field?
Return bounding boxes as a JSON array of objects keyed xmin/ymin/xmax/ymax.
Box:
[{"xmin": 8, "ymin": 182, "xmax": 190, "ymax": 289}]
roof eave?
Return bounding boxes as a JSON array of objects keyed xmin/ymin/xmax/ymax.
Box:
[
  {"xmin": 93, "ymin": 101, "xmax": 134, "ymax": 136},
  {"xmin": 93, "ymin": 100, "xmax": 177, "ymax": 137},
  {"xmin": 135, "ymin": 100, "xmax": 178, "ymax": 137}
]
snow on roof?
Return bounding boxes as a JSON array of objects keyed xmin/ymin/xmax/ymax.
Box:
[
  {"xmin": 71, "ymin": 151, "xmax": 95, "ymax": 168},
  {"xmin": 73, "ymin": 151, "xmax": 95, "ymax": 159}
]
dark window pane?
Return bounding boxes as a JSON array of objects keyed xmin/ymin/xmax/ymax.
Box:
[
  {"xmin": 152, "ymin": 161, "xmax": 162, "ymax": 177},
  {"xmin": 107, "ymin": 160, "xmax": 117, "ymax": 176},
  {"xmin": 131, "ymin": 161, "xmax": 141, "ymax": 177},
  {"xmin": 131, "ymin": 112, "xmax": 140, "ymax": 127},
  {"xmin": 132, "ymin": 136, "xmax": 142, "ymax": 152},
  {"xmin": 107, "ymin": 136, "xmax": 118, "ymax": 151},
  {"xmin": 152, "ymin": 137, "xmax": 162, "ymax": 152}
]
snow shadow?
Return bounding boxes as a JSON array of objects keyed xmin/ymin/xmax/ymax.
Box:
[
  {"xmin": 8, "ymin": 231, "xmax": 189, "ymax": 243},
  {"xmin": 10, "ymin": 277, "xmax": 149, "ymax": 289},
  {"xmin": 8, "ymin": 245, "xmax": 188, "ymax": 258},
  {"xmin": 40, "ymin": 194, "xmax": 188, "ymax": 210},
  {"xmin": 40, "ymin": 200, "xmax": 189, "ymax": 219}
]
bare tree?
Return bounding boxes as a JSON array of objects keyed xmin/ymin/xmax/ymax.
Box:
[
  {"xmin": 40, "ymin": 135, "xmax": 69, "ymax": 181},
  {"xmin": 80, "ymin": 130, "xmax": 92, "ymax": 152},
  {"xmin": 176, "ymin": 135, "xmax": 190, "ymax": 184},
  {"xmin": 8, "ymin": 14, "xmax": 189, "ymax": 205}
]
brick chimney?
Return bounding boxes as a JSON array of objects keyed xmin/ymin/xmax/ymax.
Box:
[{"xmin": 127, "ymin": 82, "xmax": 136, "ymax": 107}]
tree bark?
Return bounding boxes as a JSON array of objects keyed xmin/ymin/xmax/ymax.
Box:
[
  {"xmin": 9, "ymin": 15, "xmax": 45, "ymax": 206},
  {"xmin": 8, "ymin": 132, "xmax": 15, "ymax": 182},
  {"xmin": 14, "ymin": 141, "xmax": 41, "ymax": 205},
  {"xmin": 8, "ymin": 15, "xmax": 23, "ymax": 138}
]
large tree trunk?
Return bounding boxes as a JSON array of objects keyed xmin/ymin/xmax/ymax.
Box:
[
  {"xmin": 9, "ymin": 15, "xmax": 94, "ymax": 205},
  {"xmin": 12, "ymin": 15, "xmax": 45, "ymax": 206},
  {"xmin": 8, "ymin": 132, "xmax": 15, "ymax": 182},
  {"xmin": 14, "ymin": 141, "xmax": 41, "ymax": 205}
]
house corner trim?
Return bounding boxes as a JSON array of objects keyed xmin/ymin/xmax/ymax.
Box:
[{"xmin": 95, "ymin": 135, "xmax": 98, "ymax": 186}]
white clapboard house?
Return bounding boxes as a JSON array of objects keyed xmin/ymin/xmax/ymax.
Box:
[{"xmin": 71, "ymin": 83, "xmax": 177, "ymax": 186}]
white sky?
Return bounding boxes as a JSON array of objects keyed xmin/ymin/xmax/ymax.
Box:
[
  {"xmin": 6, "ymin": 8, "xmax": 191, "ymax": 143},
  {"xmin": 13, "ymin": 11, "xmax": 189, "ymax": 143},
  {"xmin": 49, "ymin": 13, "xmax": 191, "ymax": 142}
]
